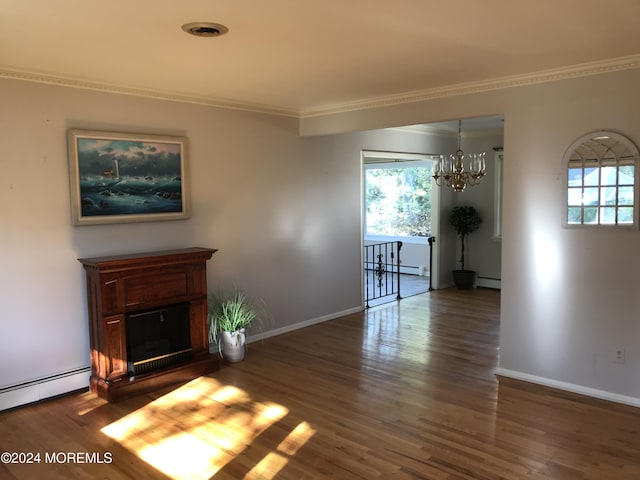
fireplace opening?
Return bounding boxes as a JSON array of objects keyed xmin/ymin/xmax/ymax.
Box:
[{"xmin": 126, "ymin": 302, "xmax": 192, "ymax": 376}]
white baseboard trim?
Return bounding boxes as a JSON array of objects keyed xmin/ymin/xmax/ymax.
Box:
[
  {"xmin": 248, "ymin": 306, "xmax": 364, "ymax": 343},
  {"xmin": 496, "ymin": 368, "xmax": 640, "ymax": 408},
  {"xmin": 0, "ymin": 367, "xmax": 90, "ymax": 412}
]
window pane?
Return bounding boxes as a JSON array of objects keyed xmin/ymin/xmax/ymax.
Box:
[
  {"xmin": 567, "ymin": 188, "xmax": 583, "ymax": 206},
  {"xmin": 618, "ymin": 207, "xmax": 634, "ymax": 223},
  {"xmin": 601, "ymin": 166, "xmax": 617, "ymax": 186},
  {"xmin": 567, "ymin": 207, "xmax": 582, "ymax": 224},
  {"xmin": 583, "ymin": 207, "xmax": 598, "ymax": 224},
  {"xmin": 568, "ymin": 168, "xmax": 583, "ymax": 187},
  {"xmin": 365, "ymin": 166, "xmax": 432, "ymax": 237},
  {"xmin": 618, "ymin": 186, "xmax": 634, "ymax": 206},
  {"xmin": 620, "ymin": 165, "xmax": 635, "ymax": 184},
  {"xmin": 564, "ymin": 132, "xmax": 638, "ymax": 228},
  {"xmin": 600, "ymin": 207, "xmax": 616, "ymax": 224},
  {"xmin": 601, "ymin": 186, "xmax": 617, "ymax": 205},
  {"xmin": 583, "ymin": 187, "xmax": 599, "ymax": 205},
  {"xmin": 584, "ymin": 167, "xmax": 599, "ymax": 186}
]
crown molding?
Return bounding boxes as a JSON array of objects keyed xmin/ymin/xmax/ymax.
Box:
[
  {"xmin": 390, "ymin": 124, "xmax": 454, "ymax": 136},
  {"xmin": 300, "ymin": 54, "xmax": 640, "ymax": 118},
  {"xmin": 390, "ymin": 124, "xmax": 504, "ymax": 137},
  {"xmin": 2, "ymin": 54, "xmax": 639, "ymax": 120},
  {"xmin": 0, "ymin": 67, "xmax": 299, "ymax": 118}
]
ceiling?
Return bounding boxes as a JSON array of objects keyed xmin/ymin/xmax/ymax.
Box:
[{"xmin": 2, "ymin": 1, "xmax": 639, "ymax": 119}]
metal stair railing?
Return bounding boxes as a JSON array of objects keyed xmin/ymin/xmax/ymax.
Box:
[{"xmin": 363, "ymin": 241, "xmax": 402, "ymax": 309}]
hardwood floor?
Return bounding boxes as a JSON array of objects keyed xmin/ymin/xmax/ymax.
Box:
[{"xmin": 2, "ymin": 288, "xmax": 640, "ymax": 479}]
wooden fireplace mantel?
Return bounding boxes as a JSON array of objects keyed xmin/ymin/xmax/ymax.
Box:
[{"xmin": 78, "ymin": 247, "xmax": 219, "ymax": 402}]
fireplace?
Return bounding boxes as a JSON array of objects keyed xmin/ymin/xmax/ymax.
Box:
[
  {"xmin": 126, "ymin": 302, "xmax": 192, "ymax": 376},
  {"xmin": 79, "ymin": 247, "xmax": 219, "ymax": 402}
]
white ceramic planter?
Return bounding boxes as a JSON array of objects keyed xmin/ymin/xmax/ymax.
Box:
[{"xmin": 220, "ymin": 329, "xmax": 246, "ymax": 363}]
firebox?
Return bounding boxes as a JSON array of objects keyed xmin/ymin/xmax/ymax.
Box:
[{"xmin": 126, "ymin": 303, "xmax": 192, "ymax": 376}]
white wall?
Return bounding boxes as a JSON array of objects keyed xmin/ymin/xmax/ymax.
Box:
[
  {"xmin": 498, "ymin": 73, "xmax": 640, "ymax": 405},
  {"xmin": 301, "ymin": 68, "xmax": 640, "ymax": 406}
]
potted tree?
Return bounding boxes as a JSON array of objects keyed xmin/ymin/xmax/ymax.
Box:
[
  {"xmin": 208, "ymin": 289, "xmax": 264, "ymax": 363},
  {"xmin": 448, "ymin": 205, "xmax": 482, "ymax": 289}
]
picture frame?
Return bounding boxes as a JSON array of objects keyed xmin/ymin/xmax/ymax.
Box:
[{"xmin": 67, "ymin": 129, "xmax": 189, "ymax": 225}]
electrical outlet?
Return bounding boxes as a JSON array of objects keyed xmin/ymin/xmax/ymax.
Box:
[{"xmin": 614, "ymin": 347, "xmax": 626, "ymax": 364}]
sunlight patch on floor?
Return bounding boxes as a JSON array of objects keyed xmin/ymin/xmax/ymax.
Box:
[
  {"xmin": 247, "ymin": 421, "xmax": 316, "ymax": 479},
  {"xmin": 277, "ymin": 421, "xmax": 315, "ymax": 456},
  {"xmin": 100, "ymin": 376, "xmax": 314, "ymax": 480}
]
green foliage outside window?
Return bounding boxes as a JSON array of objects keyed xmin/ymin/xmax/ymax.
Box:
[{"xmin": 365, "ymin": 165, "xmax": 433, "ymax": 237}]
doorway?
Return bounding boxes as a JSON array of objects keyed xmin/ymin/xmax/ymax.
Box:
[{"xmin": 361, "ymin": 150, "xmax": 441, "ymax": 306}]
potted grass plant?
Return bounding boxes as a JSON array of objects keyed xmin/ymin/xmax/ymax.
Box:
[
  {"xmin": 448, "ymin": 205, "xmax": 482, "ymax": 289},
  {"xmin": 208, "ymin": 289, "xmax": 264, "ymax": 363}
]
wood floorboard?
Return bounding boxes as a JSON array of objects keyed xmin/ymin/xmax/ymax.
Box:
[{"xmin": 2, "ymin": 288, "xmax": 640, "ymax": 479}]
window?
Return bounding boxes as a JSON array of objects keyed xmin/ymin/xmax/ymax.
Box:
[
  {"xmin": 563, "ymin": 131, "xmax": 640, "ymax": 228},
  {"xmin": 363, "ymin": 154, "xmax": 435, "ymax": 238}
]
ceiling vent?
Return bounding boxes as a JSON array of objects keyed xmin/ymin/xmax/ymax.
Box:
[{"xmin": 181, "ymin": 22, "xmax": 229, "ymax": 37}]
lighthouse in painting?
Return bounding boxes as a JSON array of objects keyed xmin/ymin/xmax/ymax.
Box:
[{"xmin": 112, "ymin": 158, "xmax": 120, "ymax": 178}]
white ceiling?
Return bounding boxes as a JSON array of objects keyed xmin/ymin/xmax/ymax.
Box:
[{"xmin": 2, "ymin": 0, "xmax": 639, "ymax": 119}]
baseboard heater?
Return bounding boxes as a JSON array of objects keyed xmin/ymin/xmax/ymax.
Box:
[
  {"xmin": 476, "ymin": 276, "xmax": 501, "ymax": 289},
  {"xmin": 364, "ymin": 264, "xmax": 424, "ymax": 275},
  {"xmin": 0, "ymin": 367, "xmax": 90, "ymax": 412}
]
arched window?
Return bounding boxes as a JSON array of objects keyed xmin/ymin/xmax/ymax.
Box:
[{"xmin": 563, "ymin": 131, "xmax": 640, "ymax": 228}]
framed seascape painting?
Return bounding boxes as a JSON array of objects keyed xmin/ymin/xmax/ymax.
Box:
[{"xmin": 67, "ymin": 129, "xmax": 189, "ymax": 225}]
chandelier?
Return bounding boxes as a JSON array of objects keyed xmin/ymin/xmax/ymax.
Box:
[{"xmin": 433, "ymin": 120, "xmax": 486, "ymax": 192}]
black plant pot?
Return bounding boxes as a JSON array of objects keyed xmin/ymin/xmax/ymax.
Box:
[{"xmin": 452, "ymin": 269, "xmax": 476, "ymax": 289}]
